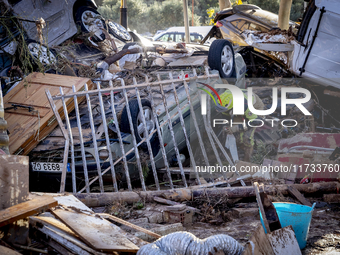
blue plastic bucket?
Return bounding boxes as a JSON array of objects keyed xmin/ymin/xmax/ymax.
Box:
[{"xmin": 260, "ymin": 202, "xmax": 315, "ymax": 249}]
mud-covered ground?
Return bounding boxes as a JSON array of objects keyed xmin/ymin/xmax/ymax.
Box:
[{"xmin": 121, "ymin": 197, "xmax": 340, "ymax": 254}]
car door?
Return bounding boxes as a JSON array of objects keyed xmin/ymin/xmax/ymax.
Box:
[{"xmin": 12, "ymin": 0, "xmax": 76, "ymax": 46}]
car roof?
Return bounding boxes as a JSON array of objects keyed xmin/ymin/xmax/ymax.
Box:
[{"xmin": 216, "ymin": 4, "xmax": 294, "ymax": 28}]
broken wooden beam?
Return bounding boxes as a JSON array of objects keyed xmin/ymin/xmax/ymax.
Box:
[
  {"xmin": 98, "ymin": 213, "xmax": 161, "ymax": 239},
  {"xmin": 287, "ymin": 185, "xmax": 312, "ymax": 206},
  {"xmin": 74, "ymin": 182, "xmax": 340, "ymax": 207},
  {"xmin": 0, "ymin": 196, "xmax": 57, "ymax": 227}
]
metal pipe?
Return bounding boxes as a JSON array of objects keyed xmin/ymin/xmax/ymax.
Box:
[
  {"xmin": 45, "ymin": 89, "xmax": 69, "ymax": 193},
  {"xmin": 134, "ymin": 78, "xmax": 160, "ymax": 190},
  {"xmin": 60, "ymin": 87, "xmax": 76, "ymax": 193},
  {"xmin": 169, "ymin": 72, "xmax": 200, "ymax": 185},
  {"xmin": 52, "ymin": 73, "xmax": 219, "ymax": 100},
  {"xmin": 77, "ymin": 103, "xmax": 190, "ymax": 193},
  {"xmin": 158, "ymin": 74, "xmax": 187, "ymax": 187},
  {"xmin": 96, "ymin": 82, "xmax": 118, "ymax": 192},
  {"xmin": 145, "ymin": 75, "xmax": 174, "ymax": 190},
  {"xmin": 85, "ymin": 83, "xmax": 105, "ymax": 193},
  {"xmin": 278, "ymin": 0, "xmax": 293, "ymax": 30},
  {"xmin": 120, "ymin": 0, "xmax": 127, "ymax": 29},
  {"xmin": 108, "ymin": 80, "xmax": 132, "ymax": 191},
  {"xmin": 72, "ymin": 85, "xmax": 90, "ymax": 193}
]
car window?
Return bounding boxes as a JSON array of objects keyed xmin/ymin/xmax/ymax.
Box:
[
  {"xmin": 231, "ymin": 20, "xmax": 246, "ymax": 30},
  {"xmin": 175, "ymin": 33, "xmax": 183, "ymax": 42},
  {"xmin": 249, "ymin": 23, "xmax": 268, "ymax": 32},
  {"xmin": 190, "ymin": 34, "xmax": 202, "ymax": 43},
  {"xmin": 168, "ymin": 33, "xmax": 175, "ymax": 42},
  {"xmin": 158, "ymin": 34, "xmax": 169, "ymax": 42}
]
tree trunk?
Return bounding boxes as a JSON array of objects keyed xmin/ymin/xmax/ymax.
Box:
[
  {"xmin": 278, "ymin": 0, "xmax": 293, "ymax": 30},
  {"xmin": 74, "ymin": 182, "xmax": 340, "ymax": 207}
]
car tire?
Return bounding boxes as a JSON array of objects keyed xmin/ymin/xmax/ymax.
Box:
[
  {"xmin": 120, "ymin": 99, "xmax": 160, "ymax": 156},
  {"xmin": 107, "ymin": 20, "xmax": 131, "ymax": 42},
  {"xmin": 75, "ymin": 6, "xmax": 105, "ymax": 41},
  {"xmin": 26, "ymin": 40, "xmax": 57, "ymax": 66},
  {"xmin": 208, "ymin": 39, "xmax": 236, "ymax": 78}
]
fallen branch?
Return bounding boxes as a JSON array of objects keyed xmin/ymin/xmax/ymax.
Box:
[
  {"xmin": 104, "ymin": 47, "xmax": 143, "ymax": 66},
  {"xmin": 74, "ymin": 182, "xmax": 340, "ymax": 207}
]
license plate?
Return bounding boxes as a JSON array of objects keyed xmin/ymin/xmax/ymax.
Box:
[{"xmin": 31, "ymin": 162, "xmax": 64, "ymax": 172}]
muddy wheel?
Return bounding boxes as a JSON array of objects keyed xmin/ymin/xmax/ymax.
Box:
[
  {"xmin": 208, "ymin": 39, "xmax": 236, "ymax": 78},
  {"xmin": 107, "ymin": 20, "xmax": 131, "ymax": 42},
  {"xmin": 27, "ymin": 40, "xmax": 57, "ymax": 66},
  {"xmin": 75, "ymin": 6, "xmax": 105, "ymax": 41},
  {"xmin": 120, "ymin": 99, "xmax": 160, "ymax": 155}
]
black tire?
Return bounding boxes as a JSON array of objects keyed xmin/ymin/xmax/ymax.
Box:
[
  {"xmin": 107, "ymin": 20, "xmax": 131, "ymax": 42},
  {"xmin": 208, "ymin": 39, "xmax": 236, "ymax": 78},
  {"xmin": 120, "ymin": 99, "xmax": 160, "ymax": 156},
  {"xmin": 75, "ymin": 6, "xmax": 105, "ymax": 41}
]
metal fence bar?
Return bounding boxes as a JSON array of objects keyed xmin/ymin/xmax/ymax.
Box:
[
  {"xmin": 168, "ymin": 72, "xmax": 200, "ymax": 185},
  {"xmin": 182, "ymin": 70, "xmax": 210, "ymax": 167},
  {"xmin": 60, "ymin": 87, "xmax": 76, "ymax": 193},
  {"xmin": 134, "ymin": 78, "xmax": 160, "ymax": 190},
  {"xmin": 96, "ymin": 82, "xmax": 118, "ymax": 192},
  {"xmin": 157, "ymin": 74, "xmax": 187, "ymax": 188},
  {"xmin": 108, "ymin": 80, "xmax": 133, "ymax": 191},
  {"xmin": 45, "ymin": 89, "xmax": 69, "ymax": 193},
  {"xmin": 145, "ymin": 75, "xmax": 173, "ymax": 190},
  {"xmin": 120, "ymin": 79, "xmax": 142, "ymax": 191},
  {"xmin": 77, "ymin": 102, "xmax": 190, "ymax": 193},
  {"xmin": 84, "ymin": 83, "xmax": 105, "ymax": 193},
  {"xmin": 72, "ymin": 85, "xmax": 90, "ymax": 193},
  {"xmin": 53, "ymin": 74, "xmax": 220, "ymax": 100}
]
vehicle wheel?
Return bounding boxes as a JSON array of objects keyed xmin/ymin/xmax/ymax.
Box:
[
  {"xmin": 107, "ymin": 20, "xmax": 131, "ymax": 42},
  {"xmin": 120, "ymin": 99, "xmax": 160, "ymax": 155},
  {"xmin": 208, "ymin": 39, "xmax": 236, "ymax": 78},
  {"xmin": 27, "ymin": 40, "xmax": 57, "ymax": 66},
  {"xmin": 75, "ymin": 6, "xmax": 105, "ymax": 41}
]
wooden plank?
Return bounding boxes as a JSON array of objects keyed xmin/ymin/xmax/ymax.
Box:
[
  {"xmin": 0, "ymin": 155, "xmax": 29, "ymax": 210},
  {"xmin": 323, "ymin": 194, "xmax": 340, "ymax": 204},
  {"xmin": 253, "ymin": 182, "xmax": 271, "ymax": 233},
  {"xmin": 242, "ymin": 224, "xmax": 274, "ymax": 255},
  {"xmin": 98, "ymin": 213, "xmax": 161, "ymax": 239},
  {"xmin": 0, "ymin": 245, "xmax": 22, "ymax": 255},
  {"xmin": 30, "ymin": 215, "xmax": 79, "ymax": 238},
  {"xmin": 51, "ymin": 209, "xmax": 139, "ymax": 252},
  {"xmin": 0, "ymin": 196, "xmax": 57, "ymax": 227},
  {"xmin": 5, "ymin": 72, "xmax": 93, "ymax": 155},
  {"xmin": 287, "ymin": 185, "xmax": 312, "ymax": 206},
  {"xmin": 267, "ymin": 226, "xmax": 302, "ymax": 255}
]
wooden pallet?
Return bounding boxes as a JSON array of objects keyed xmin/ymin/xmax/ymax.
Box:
[{"xmin": 4, "ymin": 73, "xmax": 93, "ymax": 155}]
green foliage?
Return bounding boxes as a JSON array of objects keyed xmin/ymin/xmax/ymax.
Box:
[{"xmin": 98, "ymin": 0, "xmax": 304, "ymax": 34}]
